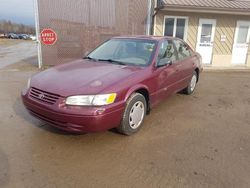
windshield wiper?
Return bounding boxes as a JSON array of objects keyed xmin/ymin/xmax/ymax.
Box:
[
  {"xmin": 84, "ymin": 57, "xmax": 127, "ymax": 65},
  {"xmin": 98, "ymin": 59, "xmax": 127, "ymax": 65},
  {"xmin": 83, "ymin": 56, "xmax": 99, "ymax": 61}
]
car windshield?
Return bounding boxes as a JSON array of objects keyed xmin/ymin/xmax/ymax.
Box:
[{"xmin": 86, "ymin": 38, "xmax": 156, "ymax": 66}]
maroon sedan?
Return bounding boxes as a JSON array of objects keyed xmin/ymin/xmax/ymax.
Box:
[{"xmin": 22, "ymin": 36, "xmax": 202, "ymax": 135}]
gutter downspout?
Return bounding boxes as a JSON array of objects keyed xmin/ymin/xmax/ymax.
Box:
[
  {"xmin": 146, "ymin": 0, "xmax": 152, "ymax": 35},
  {"xmin": 34, "ymin": 0, "xmax": 42, "ymax": 69},
  {"xmin": 151, "ymin": 0, "xmax": 164, "ymax": 35}
]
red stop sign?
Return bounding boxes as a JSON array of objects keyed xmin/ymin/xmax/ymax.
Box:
[{"xmin": 40, "ymin": 28, "xmax": 57, "ymax": 45}]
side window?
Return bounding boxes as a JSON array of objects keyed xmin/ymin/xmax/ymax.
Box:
[
  {"xmin": 173, "ymin": 40, "xmax": 192, "ymax": 60},
  {"xmin": 157, "ymin": 40, "xmax": 177, "ymax": 64}
]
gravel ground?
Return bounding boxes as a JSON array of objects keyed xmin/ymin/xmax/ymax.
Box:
[
  {"xmin": 0, "ymin": 40, "xmax": 250, "ymax": 187},
  {"xmin": 0, "ymin": 39, "xmax": 37, "ymax": 69},
  {"xmin": 0, "ymin": 66, "xmax": 250, "ymax": 188}
]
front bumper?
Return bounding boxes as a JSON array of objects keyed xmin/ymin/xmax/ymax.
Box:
[{"xmin": 21, "ymin": 89, "xmax": 125, "ymax": 133}]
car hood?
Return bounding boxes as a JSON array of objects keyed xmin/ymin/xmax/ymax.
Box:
[{"xmin": 31, "ymin": 59, "xmax": 144, "ymax": 97}]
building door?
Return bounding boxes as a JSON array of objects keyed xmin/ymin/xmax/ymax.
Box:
[
  {"xmin": 232, "ymin": 21, "xmax": 250, "ymax": 65},
  {"xmin": 196, "ymin": 19, "xmax": 216, "ymax": 65}
]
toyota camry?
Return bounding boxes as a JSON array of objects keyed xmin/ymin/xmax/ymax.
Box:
[{"xmin": 22, "ymin": 36, "xmax": 202, "ymax": 135}]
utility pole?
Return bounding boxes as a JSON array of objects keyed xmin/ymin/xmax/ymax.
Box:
[{"xmin": 34, "ymin": 0, "xmax": 43, "ymax": 69}]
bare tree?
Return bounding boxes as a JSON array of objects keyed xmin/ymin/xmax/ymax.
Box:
[{"xmin": 0, "ymin": 20, "xmax": 35, "ymax": 34}]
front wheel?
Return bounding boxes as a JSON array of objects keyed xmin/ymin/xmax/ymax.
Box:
[
  {"xmin": 118, "ymin": 93, "xmax": 146, "ymax": 136},
  {"xmin": 183, "ymin": 71, "xmax": 198, "ymax": 95}
]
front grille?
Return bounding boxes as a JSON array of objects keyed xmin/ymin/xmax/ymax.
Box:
[{"xmin": 29, "ymin": 87, "xmax": 60, "ymax": 105}]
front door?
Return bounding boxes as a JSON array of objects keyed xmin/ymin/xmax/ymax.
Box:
[
  {"xmin": 196, "ymin": 19, "xmax": 216, "ymax": 65},
  {"xmin": 150, "ymin": 39, "xmax": 180, "ymax": 106},
  {"xmin": 232, "ymin": 21, "xmax": 250, "ymax": 65}
]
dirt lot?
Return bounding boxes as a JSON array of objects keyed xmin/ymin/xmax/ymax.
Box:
[
  {"xmin": 0, "ymin": 39, "xmax": 37, "ymax": 69},
  {"xmin": 0, "ymin": 69, "xmax": 250, "ymax": 188},
  {"xmin": 0, "ymin": 41, "xmax": 250, "ymax": 187}
]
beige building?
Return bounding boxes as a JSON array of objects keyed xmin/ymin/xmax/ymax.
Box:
[{"xmin": 153, "ymin": 0, "xmax": 250, "ymax": 68}]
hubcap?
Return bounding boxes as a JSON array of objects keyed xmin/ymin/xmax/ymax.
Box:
[
  {"xmin": 129, "ymin": 101, "xmax": 145, "ymax": 129},
  {"xmin": 190, "ymin": 74, "xmax": 197, "ymax": 92}
]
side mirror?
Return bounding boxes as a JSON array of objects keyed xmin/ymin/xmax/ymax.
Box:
[{"xmin": 157, "ymin": 58, "xmax": 172, "ymax": 67}]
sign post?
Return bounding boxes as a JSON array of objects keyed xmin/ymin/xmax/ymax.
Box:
[{"xmin": 34, "ymin": 0, "xmax": 42, "ymax": 69}]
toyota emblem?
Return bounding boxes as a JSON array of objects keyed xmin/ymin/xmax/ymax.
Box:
[{"xmin": 38, "ymin": 93, "xmax": 45, "ymax": 99}]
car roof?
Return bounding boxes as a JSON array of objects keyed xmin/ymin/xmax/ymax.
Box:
[{"xmin": 112, "ymin": 35, "xmax": 177, "ymax": 41}]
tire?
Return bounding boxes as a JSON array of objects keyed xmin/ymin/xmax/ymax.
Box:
[
  {"xmin": 118, "ymin": 93, "xmax": 147, "ymax": 136},
  {"xmin": 183, "ymin": 71, "xmax": 198, "ymax": 95}
]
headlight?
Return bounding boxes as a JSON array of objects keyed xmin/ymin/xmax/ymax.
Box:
[
  {"xmin": 92, "ymin": 93, "xmax": 117, "ymax": 106},
  {"xmin": 65, "ymin": 95, "xmax": 95, "ymax": 106},
  {"xmin": 65, "ymin": 93, "xmax": 117, "ymax": 106}
]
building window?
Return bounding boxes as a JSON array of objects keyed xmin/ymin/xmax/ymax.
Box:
[{"xmin": 164, "ymin": 16, "xmax": 188, "ymax": 40}]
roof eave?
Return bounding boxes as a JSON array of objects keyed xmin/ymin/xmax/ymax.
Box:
[{"xmin": 160, "ymin": 5, "xmax": 250, "ymax": 16}]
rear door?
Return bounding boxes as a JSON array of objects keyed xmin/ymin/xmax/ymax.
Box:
[{"xmin": 173, "ymin": 39, "xmax": 196, "ymax": 90}]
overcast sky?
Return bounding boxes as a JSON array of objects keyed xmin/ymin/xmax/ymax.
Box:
[{"xmin": 0, "ymin": 0, "xmax": 35, "ymax": 26}]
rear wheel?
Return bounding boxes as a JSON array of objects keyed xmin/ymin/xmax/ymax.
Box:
[
  {"xmin": 118, "ymin": 93, "xmax": 146, "ymax": 135},
  {"xmin": 183, "ymin": 71, "xmax": 198, "ymax": 95}
]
